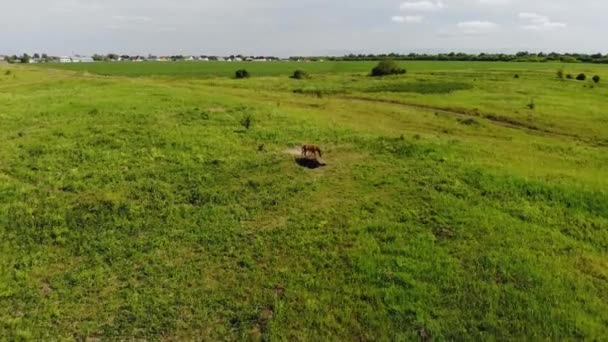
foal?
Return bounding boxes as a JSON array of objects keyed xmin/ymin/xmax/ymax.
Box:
[{"xmin": 301, "ymin": 144, "xmax": 322, "ymax": 159}]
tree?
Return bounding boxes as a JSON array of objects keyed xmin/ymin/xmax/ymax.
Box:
[
  {"xmin": 371, "ymin": 59, "xmax": 406, "ymax": 77},
  {"xmin": 20, "ymin": 54, "xmax": 30, "ymax": 64},
  {"xmin": 556, "ymin": 69, "xmax": 564, "ymax": 79},
  {"xmin": 33, "ymin": 53, "xmax": 40, "ymax": 59},
  {"xmin": 235, "ymin": 69, "xmax": 250, "ymax": 79},
  {"xmin": 576, "ymin": 73, "xmax": 586, "ymax": 81}
]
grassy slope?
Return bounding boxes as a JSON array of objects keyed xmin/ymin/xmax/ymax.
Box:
[{"xmin": 1, "ymin": 63, "xmax": 607, "ymax": 340}]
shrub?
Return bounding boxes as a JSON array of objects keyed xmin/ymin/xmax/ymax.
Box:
[
  {"xmin": 4, "ymin": 70, "xmax": 11, "ymax": 76},
  {"xmin": 240, "ymin": 114, "xmax": 253, "ymax": 130},
  {"xmin": 566, "ymin": 74, "xmax": 573, "ymax": 79},
  {"xmin": 514, "ymin": 74, "xmax": 520, "ymax": 79},
  {"xmin": 291, "ymin": 70, "xmax": 310, "ymax": 80},
  {"xmin": 592, "ymin": 75, "xmax": 600, "ymax": 83},
  {"xmin": 371, "ymin": 59, "xmax": 406, "ymax": 77},
  {"xmin": 576, "ymin": 73, "xmax": 586, "ymax": 81},
  {"xmin": 235, "ymin": 69, "xmax": 250, "ymax": 79},
  {"xmin": 527, "ymin": 98, "xmax": 535, "ymax": 110},
  {"xmin": 556, "ymin": 69, "xmax": 564, "ymax": 79}
]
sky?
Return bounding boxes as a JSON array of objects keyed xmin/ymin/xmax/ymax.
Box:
[{"xmin": 1, "ymin": 0, "xmax": 606, "ymax": 56}]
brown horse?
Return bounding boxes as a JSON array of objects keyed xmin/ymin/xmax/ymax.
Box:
[{"xmin": 301, "ymin": 144, "xmax": 322, "ymax": 159}]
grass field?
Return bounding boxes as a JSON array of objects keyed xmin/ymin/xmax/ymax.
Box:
[
  {"xmin": 35, "ymin": 60, "xmax": 600, "ymax": 78},
  {"xmin": 1, "ymin": 61, "xmax": 607, "ymax": 340}
]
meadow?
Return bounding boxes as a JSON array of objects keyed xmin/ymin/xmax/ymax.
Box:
[
  {"xmin": 0, "ymin": 60, "xmax": 607, "ymax": 340},
  {"xmin": 35, "ymin": 60, "xmax": 588, "ymax": 78}
]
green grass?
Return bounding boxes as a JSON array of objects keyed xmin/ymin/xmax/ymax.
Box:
[
  {"xmin": 1, "ymin": 61, "xmax": 608, "ymax": 340},
  {"xmin": 35, "ymin": 60, "xmax": 600, "ymax": 78}
]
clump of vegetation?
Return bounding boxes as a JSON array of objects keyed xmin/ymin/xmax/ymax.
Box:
[
  {"xmin": 514, "ymin": 74, "xmax": 520, "ymax": 79},
  {"xmin": 592, "ymin": 75, "xmax": 600, "ymax": 83},
  {"xmin": 291, "ymin": 70, "xmax": 310, "ymax": 80},
  {"xmin": 235, "ymin": 69, "xmax": 250, "ymax": 79},
  {"xmin": 576, "ymin": 73, "xmax": 586, "ymax": 81},
  {"xmin": 458, "ymin": 118, "xmax": 480, "ymax": 126},
  {"xmin": 556, "ymin": 69, "xmax": 564, "ymax": 79},
  {"xmin": 368, "ymin": 81, "xmax": 472, "ymax": 94},
  {"xmin": 292, "ymin": 88, "xmax": 342, "ymax": 98},
  {"xmin": 4, "ymin": 70, "xmax": 11, "ymax": 76},
  {"xmin": 240, "ymin": 114, "xmax": 253, "ymax": 130},
  {"xmin": 566, "ymin": 74, "xmax": 573, "ymax": 79},
  {"xmin": 527, "ymin": 98, "xmax": 535, "ymax": 110},
  {"xmin": 371, "ymin": 59, "xmax": 406, "ymax": 77}
]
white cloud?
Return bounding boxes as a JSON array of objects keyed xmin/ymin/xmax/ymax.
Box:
[
  {"xmin": 112, "ymin": 15, "xmax": 153, "ymax": 22},
  {"xmin": 392, "ymin": 15, "xmax": 424, "ymax": 23},
  {"xmin": 519, "ymin": 12, "xmax": 566, "ymax": 30},
  {"xmin": 400, "ymin": 1, "xmax": 445, "ymax": 12},
  {"xmin": 457, "ymin": 20, "xmax": 499, "ymax": 34},
  {"xmin": 477, "ymin": 0, "xmax": 510, "ymax": 4}
]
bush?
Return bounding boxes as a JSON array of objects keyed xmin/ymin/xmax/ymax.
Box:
[
  {"xmin": 566, "ymin": 74, "xmax": 573, "ymax": 79},
  {"xmin": 371, "ymin": 60, "xmax": 406, "ymax": 77},
  {"xmin": 240, "ymin": 114, "xmax": 253, "ymax": 130},
  {"xmin": 235, "ymin": 69, "xmax": 250, "ymax": 79},
  {"xmin": 527, "ymin": 98, "xmax": 535, "ymax": 110},
  {"xmin": 593, "ymin": 75, "xmax": 600, "ymax": 83},
  {"xmin": 556, "ymin": 69, "xmax": 564, "ymax": 79},
  {"xmin": 576, "ymin": 73, "xmax": 586, "ymax": 81},
  {"xmin": 514, "ymin": 74, "xmax": 520, "ymax": 79},
  {"xmin": 291, "ymin": 70, "xmax": 310, "ymax": 80}
]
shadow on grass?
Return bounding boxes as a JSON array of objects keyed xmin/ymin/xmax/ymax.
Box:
[{"xmin": 295, "ymin": 157, "xmax": 326, "ymax": 169}]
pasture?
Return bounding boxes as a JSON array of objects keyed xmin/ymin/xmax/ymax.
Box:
[
  {"xmin": 35, "ymin": 60, "xmax": 587, "ymax": 78},
  {"xmin": 1, "ymin": 61, "xmax": 607, "ymax": 340}
]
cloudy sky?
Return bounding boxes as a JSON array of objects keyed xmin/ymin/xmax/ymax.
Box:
[{"xmin": 1, "ymin": 0, "xmax": 606, "ymax": 56}]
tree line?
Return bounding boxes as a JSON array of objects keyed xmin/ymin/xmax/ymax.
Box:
[
  {"xmin": 292, "ymin": 52, "xmax": 608, "ymax": 64},
  {"xmin": 5, "ymin": 51, "xmax": 608, "ymax": 64}
]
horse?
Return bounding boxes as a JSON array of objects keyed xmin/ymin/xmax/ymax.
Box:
[{"xmin": 301, "ymin": 144, "xmax": 322, "ymax": 159}]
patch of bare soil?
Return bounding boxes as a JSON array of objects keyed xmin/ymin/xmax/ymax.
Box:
[{"xmin": 273, "ymin": 285, "xmax": 286, "ymax": 299}]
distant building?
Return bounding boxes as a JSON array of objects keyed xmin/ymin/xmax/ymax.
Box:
[{"xmin": 59, "ymin": 56, "xmax": 94, "ymax": 63}]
